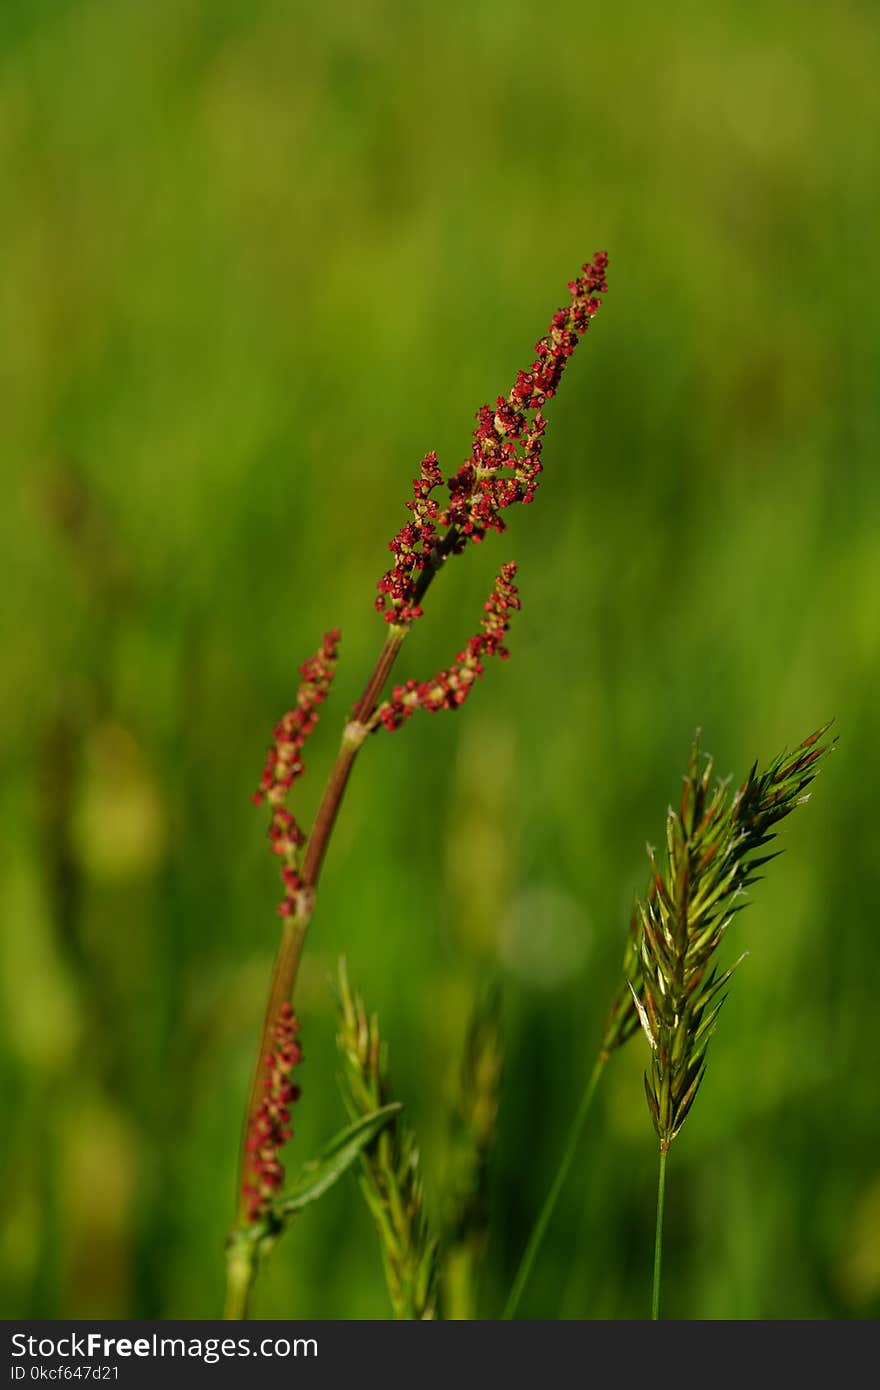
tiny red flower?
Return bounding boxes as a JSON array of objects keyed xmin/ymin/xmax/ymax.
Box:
[
  {"xmin": 242, "ymin": 1002, "xmax": 303, "ymax": 1223},
  {"xmin": 374, "ymin": 254, "xmax": 607, "ymax": 622},
  {"xmin": 375, "ymin": 452, "xmax": 445, "ymax": 625},
  {"xmin": 377, "ymin": 563, "xmax": 521, "ymax": 730},
  {"xmin": 253, "ymin": 630, "xmax": 340, "ymax": 915}
]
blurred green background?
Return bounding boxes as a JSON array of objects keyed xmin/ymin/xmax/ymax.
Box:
[{"xmin": 1, "ymin": 0, "xmax": 878, "ymax": 1321}]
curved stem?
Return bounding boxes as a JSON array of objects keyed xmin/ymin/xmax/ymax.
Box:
[
  {"xmin": 226, "ymin": 527, "xmax": 461, "ymax": 1316},
  {"xmin": 652, "ymin": 1146, "xmax": 668, "ymax": 1320},
  {"xmin": 502, "ymin": 1053, "xmax": 607, "ymax": 1320}
]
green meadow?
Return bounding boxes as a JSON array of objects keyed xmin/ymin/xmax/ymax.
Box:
[{"xmin": 1, "ymin": 0, "xmax": 877, "ymax": 1319}]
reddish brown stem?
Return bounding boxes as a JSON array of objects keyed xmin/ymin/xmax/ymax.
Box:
[
  {"xmin": 235, "ymin": 913, "xmax": 309, "ymax": 1226},
  {"xmin": 299, "ymin": 528, "xmax": 457, "ymax": 890},
  {"xmin": 300, "ymin": 626, "xmax": 406, "ymax": 888},
  {"xmin": 353, "ymin": 627, "xmax": 408, "ymax": 725},
  {"xmin": 233, "ymin": 626, "xmax": 407, "ymax": 1230},
  {"xmin": 232, "ymin": 532, "xmax": 456, "ymax": 1245}
]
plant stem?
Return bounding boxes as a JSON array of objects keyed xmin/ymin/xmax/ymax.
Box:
[
  {"xmin": 443, "ymin": 1246, "xmax": 476, "ymax": 1321},
  {"xmin": 300, "ymin": 629, "xmax": 405, "ymax": 889},
  {"xmin": 234, "ymin": 912, "xmax": 311, "ymax": 1226},
  {"xmin": 297, "ymin": 528, "xmax": 459, "ymax": 889},
  {"xmin": 227, "ymin": 531, "xmax": 462, "ymax": 1315},
  {"xmin": 502, "ymin": 1053, "xmax": 607, "ymax": 1319},
  {"xmin": 232, "ymin": 644, "xmax": 404, "ymax": 1239},
  {"xmin": 224, "ymin": 1238, "xmax": 257, "ymax": 1320},
  {"xmin": 652, "ymin": 1146, "xmax": 668, "ymax": 1320}
]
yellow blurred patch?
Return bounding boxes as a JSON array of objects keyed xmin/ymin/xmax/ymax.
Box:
[
  {"xmin": 839, "ymin": 1175, "xmax": 880, "ymax": 1309},
  {"xmin": 72, "ymin": 724, "xmax": 167, "ymax": 881}
]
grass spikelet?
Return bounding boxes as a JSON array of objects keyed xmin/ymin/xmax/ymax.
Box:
[
  {"xmin": 507, "ymin": 723, "xmax": 834, "ymax": 1319},
  {"xmin": 335, "ymin": 958, "xmax": 439, "ymax": 1320},
  {"xmin": 636, "ymin": 725, "xmax": 834, "ymax": 1152}
]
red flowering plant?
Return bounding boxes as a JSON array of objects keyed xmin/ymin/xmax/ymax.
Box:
[{"xmin": 223, "ymin": 254, "xmax": 609, "ymax": 1319}]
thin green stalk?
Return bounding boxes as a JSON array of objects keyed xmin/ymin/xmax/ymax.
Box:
[
  {"xmin": 440, "ymin": 981, "xmax": 502, "ymax": 1320},
  {"xmin": 651, "ymin": 1146, "xmax": 668, "ymax": 1320},
  {"xmin": 503, "ymin": 1053, "xmax": 606, "ymax": 1319},
  {"xmin": 224, "ymin": 1237, "xmax": 257, "ymax": 1321}
]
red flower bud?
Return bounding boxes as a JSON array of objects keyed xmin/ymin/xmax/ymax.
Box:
[
  {"xmin": 377, "ymin": 564, "xmax": 520, "ymax": 731},
  {"xmin": 374, "ymin": 256, "xmax": 607, "ymax": 621},
  {"xmin": 254, "ymin": 632, "xmax": 340, "ymax": 916},
  {"xmin": 243, "ymin": 1004, "xmax": 303, "ymax": 1224}
]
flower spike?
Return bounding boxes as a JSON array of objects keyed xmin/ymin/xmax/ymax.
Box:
[
  {"xmin": 242, "ymin": 1002, "xmax": 303, "ymax": 1223},
  {"xmin": 376, "ymin": 563, "xmax": 520, "ymax": 731},
  {"xmin": 253, "ymin": 629, "xmax": 340, "ymax": 916},
  {"xmin": 375, "ymin": 253, "xmax": 608, "ymax": 624}
]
